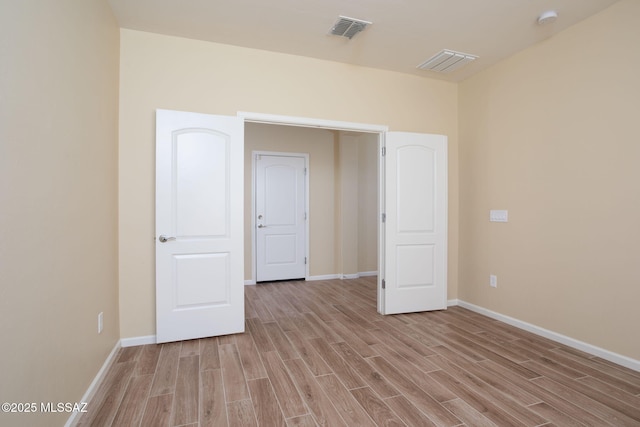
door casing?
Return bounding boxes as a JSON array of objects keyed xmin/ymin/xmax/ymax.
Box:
[{"xmin": 239, "ymin": 112, "xmax": 389, "ymax": 313}]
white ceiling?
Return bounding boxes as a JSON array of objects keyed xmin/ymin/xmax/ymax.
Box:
[{"xmin": 107, "ymin": 0, "xmax": 619, "ymax": 82}]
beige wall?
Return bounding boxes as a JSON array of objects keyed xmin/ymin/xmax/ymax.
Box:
[
  {"xmin": 338, "ymin": 133, "xmax": 379, "ymax": 275},
  {"xmin": 118, "ymin": 29, "xmax": 459, "ymax": 338},
  {"xmin": 459, "ymin": 0, "xmax": 640, "ymax": 359},
  {"xmin": 0, "ymin": 1, "xmax": 120, "ymax": 425},
  {"xmin": 357, "ymin": 134, "xmax": 380, "ymax": 273}
]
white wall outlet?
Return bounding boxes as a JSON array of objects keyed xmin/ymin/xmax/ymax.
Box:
[
  {"xmin": 490, "ymin": 275, "xmax": 498, "ymax": 288},
  {"xmin": 98, "ymin": 312, "xmax": 103, "ymax": 334}
]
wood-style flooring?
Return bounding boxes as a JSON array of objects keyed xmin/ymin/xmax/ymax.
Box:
[{"xmin": 76, "ymin": 277, "xmax": 640, "ymax": 426}]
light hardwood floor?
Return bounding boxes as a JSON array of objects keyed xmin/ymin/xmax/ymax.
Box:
[{"xmin": 77, "ymin": 277, "xmax": 640, "ymax": 426}]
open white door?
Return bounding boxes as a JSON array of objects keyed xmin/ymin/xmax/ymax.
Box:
[
  {"xmin": 381, "ymin": 132, "xmax": 447, "ymax": 314},
  {"xmin": 156, "ymin": 109, "xmax": 244, "ymax": 343}
]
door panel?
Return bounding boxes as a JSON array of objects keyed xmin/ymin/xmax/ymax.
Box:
[
  {"xmin": 383, "ymin": 132, "xmax": 447, "ymax": 314},
  {"xmin": 156, "ymin": 109, "xmax": 244, "ymax": 343},
  {"xmin": 256, "ymin": 155, "xmax": 306, "ymax": 282}
]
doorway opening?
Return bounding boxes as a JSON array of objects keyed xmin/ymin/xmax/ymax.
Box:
[{"xmin": 241, "ymin": 112, "xmax": 387, "ymax": 311}]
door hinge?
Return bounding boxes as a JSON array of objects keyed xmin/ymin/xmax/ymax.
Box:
[
  {"xmin": 382, "ymin": 279, "xmax": 386, "ymax": 289},
  {"xmin": 304, "ymin": 257, "xmax": 307, "ymax": 265},
  {"xmin": 382, "ymin": 213, "xmax": 386, "ymax": 223},
  {"xmin": 304, "ymin": 167, "xmax": 307, "ymax": 175},
  {"xmin": 304, "ymin": 212, "xmax": 307, "ymax": 220},
  {"xmin": 382, "ymin": 146, "xmax": 386, "ymax": 156}
]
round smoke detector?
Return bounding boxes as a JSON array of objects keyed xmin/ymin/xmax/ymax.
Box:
[{"xmin": 538, "ymin": 10, "xmax": 558, "ymax": 25}]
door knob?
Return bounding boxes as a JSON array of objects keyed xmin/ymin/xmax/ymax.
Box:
[
  {"xmin": 159, "ymin": 235, "xmax": 176, "ymax": 242},
  {"xmin": 257, "ymin": 224, "xmax": 267, "ymax": 228}
]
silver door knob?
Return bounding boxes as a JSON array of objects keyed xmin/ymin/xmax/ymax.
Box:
[
  {"xmin": 159, "ymin": 235, "xmax": 176, "ymax": 242},
  {"xmin": 257, "ymin": 224, "xmax": 267, "ymax": 228}
]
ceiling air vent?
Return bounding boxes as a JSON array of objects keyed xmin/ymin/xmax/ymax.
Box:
[
  {"xmin": 417, "ymin": 49, "xmax": 478, "ymax": 73},
  {"xmin": 329, "ymin": 16, "xmax": 372, "ymax": 39}
]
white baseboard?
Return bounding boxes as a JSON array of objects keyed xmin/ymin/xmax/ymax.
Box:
[
  {"xmin": 447, "ymin": 299, "xmax": 459, "ymax": 307},
  {"xmin": 358, "ymin": 271, "xmax": 378, "ymax": 277},
  {"xmin": 121, "ymin": 335, "xmax": 157, "ymax": 347},
  {"xmin": 307, "ymin": 274, "xmax": 340, "ymax": 281},
  {"xmin": 65, "ymin": 340, "xmax": 121, "ymax": 427},
  {"xmin": 246, "ymin": 272, "xmax": 378, "ymax": 285},
  {"xmin": 457, "ymin": 300, "xmax": 640, "ymax": 373}
]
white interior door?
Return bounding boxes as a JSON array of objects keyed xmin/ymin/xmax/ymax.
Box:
[
  {"xmin": 156, "ymin": 109, "xmax": 244, "ymax": 343},
  {"xmin": 255, "ymin": 154, "xmax": 307, "ymax": 282},
  {"xmin": 381, "ymin": 132, "xmax": 447, "ymax": 314}
]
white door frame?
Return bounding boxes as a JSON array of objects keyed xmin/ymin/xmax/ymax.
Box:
[
  {"xmin": 239, "ymin": 112, "xmax": 388, "ymax": 313},
  {"xmin": 251, "ymin": 150, "xmax": 310, "ymax": 283}
]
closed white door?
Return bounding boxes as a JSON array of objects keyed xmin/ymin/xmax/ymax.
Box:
[
  {"xmin": 382, "ymin": 132, "xmax": 448, "ymax": 314},
  {"xmin": 255, "ymin": 154, "xmax": 307, "ymax": 282},
  {"xmin": 155, "ymin": 109, "xmax": 244, "ymax": 343}
]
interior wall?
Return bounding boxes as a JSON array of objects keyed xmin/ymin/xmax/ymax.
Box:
[
  {"xmin": 0, "ymin": 1, "xmax": 120, "ymax": 425},
  {"xmin": 338, "ymin": 133, "xmax": 379, "ymax": 276},
  {"xmin": 357, "ymin": 134, "xmax": 380, "ymax": 273},
  {"xmin": 458, "ymin": 0, "xmax": 640, "ymax": 360},
  {"xmin": 118, "ymin": 29, "xmax": 459, "ymax": 339}
]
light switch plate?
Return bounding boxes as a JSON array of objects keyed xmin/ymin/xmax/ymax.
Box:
[{"xmin": 490, "ymin": 210, "xmax": 508, "ymax": 222}]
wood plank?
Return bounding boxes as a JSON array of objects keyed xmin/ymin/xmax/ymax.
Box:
[
  {"xmin": 440, "ymin": 398, "xmax": 498, "ymax": 427},
  {"xmin": 220, "ymin": 343, "xmax": 250, "ymax": 402},
  {"xmin": 78, "ymin": 361, "xmax": 136, "ymax": 427},
  {"xmin": 260, "ymin": 351, "xmax": 308, "ymax": 418},
  {"xmin": 366, "ymin": 356, "xmax": 462, "ymax": 426},
  {"xmin": 478, "ymin": 359, "xmax": 612, "ymax": 427},
  {"xmin": 248, "ymin": 378, "xmax": 287, "ymax": 427},
  {"xmin": 140, "ymin": 393, "xmax": 173, "ymax": 427},
  {"xmin": 235, "ymin": 332, "xmax": 268, "ymax": 380},
  {"xmin": 111, "ymin": 374, "xmax": 153, "ymax": 427},
  {"xmin": 199, "ymin": 336, "xmax": 220, "ymax": 371},
  {"xmin": 136, "ymin": 344, "xmax": 162, "ymax": 375},
  {"xmin": 286, "ymin": 414, "xmax": 318, "ymax": 427},
  {"xmin": 384, "ymin": 394, "xmax": 439, "ymax": 427},
  {"xmin": 180, "ymin": 339, "xmax": 200, "ymax": 357},
  {"xmin": 529, "ymin": 371, "xmax": 640, "ymax": 425},
  {"xmin": 285, "ymin": 358, "xmax": 347, "ymax": 426},
  {"xmin": 117, "ymin": 346, "xmax": 143, "ymax": 363},
  {"xmin": 247, "ymin": 318, "xmax": 276, "ymax": 353},
  {"xmin": 429, "ymin": 353, "xmax": 548, "ymax": 426},
  {"xmin": 285, "ymin": 329, "xmax": 333, "ymax": 376},
  {"xmin": 263, "ymin": 321, "xmax": 299, "ymax": 361},
  {"xmin": 200, "ymin": 369, "xmax": 227, "ymax": 427},
  {"xmin": 429, "ymin": 369, "xmax": 527, "ymax": 427},
  {"xmin": 326, "ymin": 318, "xmax": 377, "ymax": 358},
  {"xmin": 349, "ymin": 386, "xmax": 405, "ymax": 426},
  {"xmin": 527, "ymin": 402, "xmax": 584, "ymax": 427},
  {"xmin": 315, "ymin": 374, "xmax": 377, "ymax": 427},
  {"xmin": 307, "ymin": 337, "xmax": 366, "ymax": 390},
  {"xmin": 172, "ymin": 355, "xmax": 199, "ymax": 426},
  {"xmin": 227, "ymin": 399, "xmax": 258, "ymax": 427},
  {"xmin": 431, "ymin": 345, "xmax": 542, "ymax": 407},
  {"xmin": 149, "ymin": 342, "xmax": 181, "ymax": 396},
  {"xmin": 331, "ymin": 341, "xmax": 400, "ymax": 399}
]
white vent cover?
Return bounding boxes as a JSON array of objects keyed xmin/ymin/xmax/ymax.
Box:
[
  {"xmin": 329, "ymin": 16, "xmax": 372, "ymax": 39},
  {"xmin": 417, "ymin": 49, "xmax": 478, "ymax": 73}
]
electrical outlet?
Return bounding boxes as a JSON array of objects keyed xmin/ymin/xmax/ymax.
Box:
[
  {"xmin": 490, "ymin": 275, "xmax": 497, "ymax": 288},
  {"xmin": 98, "ymin": 312, "xmax": 103, "ymax": 334}
]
